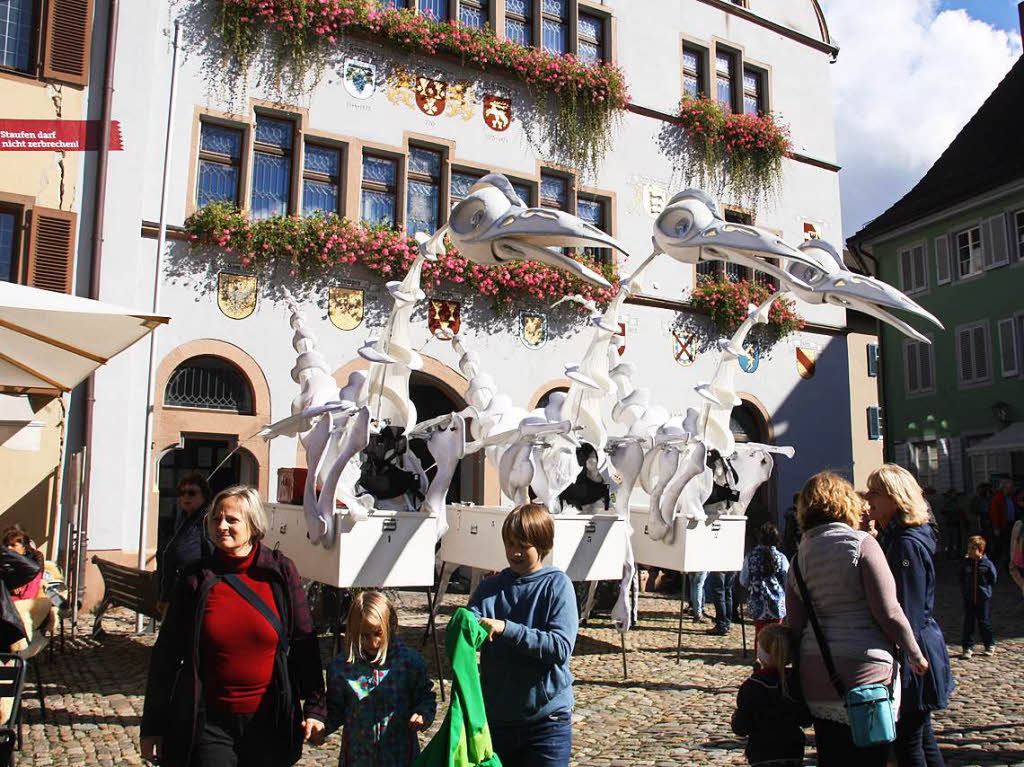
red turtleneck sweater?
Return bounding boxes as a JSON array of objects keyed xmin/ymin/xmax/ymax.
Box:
[{"xmin": 201, "ymin": 546, "xmax": 281, "ymax": 714}]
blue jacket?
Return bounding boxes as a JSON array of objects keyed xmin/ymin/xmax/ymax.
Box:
[
  {"xmin": 739, "ymin": 545, "xmax": 788, "ymax": 621},
  {"xmin": 158, "ymin": 503, "xmax": 213, "ymax": 603},
  {"xmin": 468, "ymin": 566, "xmax": 577, "ymax": 724},
  {"xmin": 958, "ymin": 554, "xmax": 997, "ymax": 603},
  {"xmin": 883, "ymin": 523, "xmax": 955, "ymax": 714}
]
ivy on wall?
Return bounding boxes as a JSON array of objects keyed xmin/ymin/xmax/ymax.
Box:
[{"xmin": 215, "ymin": 0, "xmax": 629, "ymax": 176}]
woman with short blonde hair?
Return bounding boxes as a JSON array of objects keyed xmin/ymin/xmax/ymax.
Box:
[
  {"xmin": 787, "ymin": 472, "xmax": 927, "ymax": 766},
  {"xmin": 865, "ymin": 464, "xmax": 953, "ymax": 766},
  {"xmin": 206, "ymin": 485, "xmax": 268, "ymax": 544}
]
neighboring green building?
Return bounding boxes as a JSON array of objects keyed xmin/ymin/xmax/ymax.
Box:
[{"xmin": 848, "ymin": 55, "xmax": 1024, "ymax": 492}]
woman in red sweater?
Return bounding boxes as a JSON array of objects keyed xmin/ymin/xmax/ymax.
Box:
[{"xmin": 140, "ymin": 486, "xmax": 325, "ymax": 767}]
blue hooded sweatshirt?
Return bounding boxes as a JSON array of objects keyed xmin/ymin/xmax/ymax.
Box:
[{"xmin": 467, "ymin": 566, "xmax": 578, "ymax": 724}]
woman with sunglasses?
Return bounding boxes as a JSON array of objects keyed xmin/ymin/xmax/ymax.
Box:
[{"xmin": 157, "ymin": 472, "xmax": 213, "ymax": 616}]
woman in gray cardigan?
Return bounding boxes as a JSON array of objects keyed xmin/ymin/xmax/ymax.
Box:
[{"xmin": 786, "ymin": 471, "xmax": 928, "ymax": 767}]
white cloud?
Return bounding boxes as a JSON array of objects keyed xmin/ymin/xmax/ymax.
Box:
[{"xmin": 820, "ymin": 0, "xmax": 1022, "ymax": 237}]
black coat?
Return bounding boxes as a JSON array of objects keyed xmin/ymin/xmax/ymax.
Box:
[
  {"xmin": 732, "ymin": 668, "xmax": 811, "ymax": 764},
  {"xmin": 157, "ymin": 503, "xmax": 213, "ymax": 603},
  {"xmin": 141, "ymin": 544, "xmax": 326, "ymax": 767},
  {"xmin": 883, "ymin": 523, "xmax": 955, "ymax": 714}
]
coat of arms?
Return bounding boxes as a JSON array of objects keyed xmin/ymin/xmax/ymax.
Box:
[
  {"xmin": 329, "ymin": 287, "xmax": 364, "ymax": 331},
  {"xmin": 483, "ymin": 95, "xmax": 512, "ymax": 131},
  {"xmin": 738, "ymin": 343, "xmax": 760, "ymax": 374},
  {"xmin": 343, "ymin": 59, "xmax": 377, "ymax": 100},
  {"xmin": 217, "ymin": 272, "xmax": 257, "ymax": 320},
  {"xmin": 447, "ymin": 82, "xmax": 475, "ymax": 121},
  {"xmin": 615, "ymin": 321, "xmax": 626, "ymax": 356},
  {"xmin": 803, "ymin": 221, "xmax": 821, "ymax": 241},
  {"xmin": 414, "ymin": 76, "xmax": 447, "ymax": 116},
  {"xmin": 428, "ymin": 299, "xmax": 461, "ymax": 338},
  {"xmin": 387, "ymin": 68, "xmax": 417, "ymax": 109},
  {"xmin": 671, "ymin": 329, "xmax": 697, "ymax": 366},
  {"xmin": 796, "ymin": 347, "xmax": 817, "ymax": 379},
  {"xmin": 519, "ymin": 312, "xmax": 547, "ymax": 349}
]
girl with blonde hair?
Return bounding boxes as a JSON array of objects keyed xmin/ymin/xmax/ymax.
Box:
[
  {"xmin": 320, "ymin": 591, "xmax": 436, "ymax": 765},
  {"xmin": 865, "ymin": 464, "xmax": 954, "ymax": 767},
  {"xmin": 787, "ymin": 471, "xmax": 928, "ymax": 766}
]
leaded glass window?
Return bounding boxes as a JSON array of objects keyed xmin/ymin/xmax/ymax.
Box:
[
  {"xmin": 578, "ymin": 12, "xmax": 603, "ymax": 63},
  {"xmin": 505, "ymin": 0, "xmax": 532, "ymax": 46},
  {"xmin": 450, "ymin": 170, "xmax": 483, "ymax": 208},
  {"xmin": 197, "ymin": 123, "xmax": 243, "ymax": 208},
  {"xmin": 0, "ymin": 210, "xmax": 16, "ymax": 283},
  {"xmin": 541, "ymin": 0, "xmax": 567, "ymax": 55},
  {"xmin": 361, "ymin": 153, "xmax": 398, "ymax": 227},
  {"xmin": 251, "ymin": 115, "xmax": 293, "ymax": 220},
  {"xmin": 716, "ymin": 51, "xmax": 735, "ymax": 112},
  {"xmin": 419, "ymin": 0, "xmax": 445, "ymax": 19},
  {"xmin": 0, "ymin": 0, "xmax": 33, "ymax": 73},
  {"xmin": 459, "ymin": 0, "xmax": 487, "ymax": 28},
  {"xmin": 540, "ymin": 173, "xmax": 568, "ymax": 210},
  {"xmin": 406, "ymin": 146, "xmax": 442, "ymax": 236},
  {"xmin": 743, "ymin": 67, "xmax": 764, "ymax": 115},
  {"xmin": 302, "ymin": 143, "xmax": 342, "ymax": 216},
  {"xmin": 683, "ymin": 45, "xmax": 706, "ymax": 99},
  {"xmin": 578, "ymin": 196, "xmax": 611, "ymax": 266},
  {"xmin": 164, "ymin": 356, "xmax": 254, "ymax": 414}
]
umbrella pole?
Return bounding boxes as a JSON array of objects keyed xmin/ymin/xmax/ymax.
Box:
[{"xmin": 135, "ymin": 20, "xmax": 181, "ymax": 632}]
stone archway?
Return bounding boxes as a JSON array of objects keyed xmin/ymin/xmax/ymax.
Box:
[{"xmin": 733, "ymin": 392, "xmax": 778, "ymax": 532}]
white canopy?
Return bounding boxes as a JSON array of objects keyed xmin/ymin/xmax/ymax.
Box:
[
  {"xmin": 0, "ymin": 282, "xmax": 169, "ymax": 392},
  {"xmin": 966, "ymin": 422, "xmax": 1024, "ymax": 455}
]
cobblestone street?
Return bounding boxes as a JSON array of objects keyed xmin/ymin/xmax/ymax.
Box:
[{"xmin": 18, "ymin": 558, "xmax": 1024, "ymax": 766}]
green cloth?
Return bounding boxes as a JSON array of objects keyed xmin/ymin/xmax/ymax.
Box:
[{"xmin": 414, "ymin": 608, "xmax": 502, "ymax": 767}]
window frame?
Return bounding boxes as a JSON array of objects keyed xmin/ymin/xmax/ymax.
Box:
[
  {"xmin": 911, "ymin": 439, "xmax": 941, "ymax": 490},
  {"xmin": 714, "ymin": 46, "xmax": 738, "ymax": 113},
  {"xmin": 0, "ymin": 0, "xmax": 94, "ymax": 87},
  {"xmin": 682, "ymin": 41, "xmax": 709, "ymax": 99},
  {"xmin": 996, "ymin": 317, "xmax": 1019, "ymax": 378},
  {"xmin": 405, "ymin": 143, "xmax": 446, "ymax": 236},
  {"xmin": 504, "ymin": 0, "xmax": 534, "ymax": 46},
  {"xmin": 902, "ymin": 336, "xmax": 935, "ymax": 397},
  {"xmin": 195, "ymin": 118, "xmax": 246, "ymax": 210},
  {"xmin": 497, "ymin": 1, "xmax": 612, "ymax": 62},
  {"xmin": 456, "ymin": 0, "xmax": 492, "ymax": 29},
  {"xmin": 898, "ymin": 241, "xmax": 929, "ymax": 295},
  {"xmin": 301, "ymin": 138, "xmax": 346, "ymax": 217},
  {"xmin": 741, "ymin": 64, "xmax": 767, "ymax": 115},
  {"xmin": 250, "ymin": 112, "xmax": 298, "ymax": 220},
  {"xmin": 0, "ymin": 199, "xmax": 27, "ymax": 285},
  {"xmin": 1015, "ymin": 209, "xmax": 1024, "ymax": 262},
  {"xmin": 540, "ymin": 0, "xmax": 569, "ymax": 55},
  {"xmin": 956, "ymin": 320, "xmax": 993, "ymax": 388},
  {"xmin": 360, "ymin": 150, "xmax": 403, "ymax": 230},
  {"xmin": 955, "ymin": 225, "xmax": 984, "ymax": 280},
  {"xmin": 0, "ymin": 0, "xmax": 40, "ymax": 76},
  {"xmin": 576, "ymin": 190, "xmax": 613, "ymax": 266}
]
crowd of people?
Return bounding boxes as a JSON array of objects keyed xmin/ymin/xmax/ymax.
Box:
[{"xmin": 137, "ymin": 464, "xmax": 1014, "ymax": 766}]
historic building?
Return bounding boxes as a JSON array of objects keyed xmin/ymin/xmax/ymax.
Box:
[
  {"xmin": 0, "ymin": 0, "xmax": 99, "ymax": 559},
  {"xmin": 75, "ymin": 0, "xmax": 870, "ymax": 589},
  {"xmin": 849, "ymin": 55, "xmax": 1024, "ymax": 493}
]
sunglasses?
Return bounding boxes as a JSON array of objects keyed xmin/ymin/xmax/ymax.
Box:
[{"xmin": 179, "ymin": 489, "xmax": 201, "ymax": 498}]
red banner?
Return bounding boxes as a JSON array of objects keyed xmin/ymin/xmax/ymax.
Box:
[{"xmin": 0, "ymin": 120, "xmax": 124, "ymax": 151}]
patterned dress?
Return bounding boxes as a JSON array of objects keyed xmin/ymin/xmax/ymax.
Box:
[
  {"xmin": 325, "ymin": 638, "xmax": 437, "ymax": 767},
  {"xmin": 739, "ymin": 545, "xmax": 789, "ymax": 621}
]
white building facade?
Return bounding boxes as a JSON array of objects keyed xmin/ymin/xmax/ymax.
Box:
[{"xmin": 81, "ymin": 0, "xmax": 855, "ymax": 580}]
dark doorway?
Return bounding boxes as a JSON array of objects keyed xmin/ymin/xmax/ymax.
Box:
[
  {"xmin": 731, "ymin": 401, "xmax": 777, "ymax": 534},
  {"xmin": 409, "ymin": 374, "xmax": 474, "ymax": 504},
  {"xmin": 156, "ymin": 436, "xmax": 258, "ymax": 557}
]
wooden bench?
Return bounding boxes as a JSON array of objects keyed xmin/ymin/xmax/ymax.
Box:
[{"xmin": 90, "ymin": 557, "xmax": 161, "ymax": 637}]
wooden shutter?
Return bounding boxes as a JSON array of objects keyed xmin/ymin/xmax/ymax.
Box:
[
  {"xmin": 919, "ymin": 342, "xmax": 933, "ymax": 390},
  {"xmin": 958, "ymin": 328, "xmax": 973, "ymax": 383},
  {"xmin": 934, "ymin": 235, "xmax": 950, "ymax": 284},
  {"xmin": 912, "ymin": 245, "xmax": 927, "ymax": 290},
  {"xmin": 905, "ymin": 341, "xmax": 919, "ymax": 392},
  {"xmin": 997, "ymin": 318, "xmax": 1018, "ymax": 377},
  {"xmin": 42, "ymin": 0, "xmax": 95, "ymax": 87},
  {"xmin": 899, "ymin": 249, "xmax": 911, "ymax": 291},
  {"xmin": 26, "ymin": 208, "xmax": 76, "ymax": 293},
  {"xmin": 987, "ymin": 213, "xmax": 1009, "ymax": 267},
  {"xmin": 972, "ymin": 325, "xmax": 988, "ymax": 380}
]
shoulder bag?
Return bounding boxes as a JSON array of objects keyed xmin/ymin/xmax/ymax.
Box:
[{"xmin": 792, "ymin": 558, "xmax": 897, "ymax": 747}]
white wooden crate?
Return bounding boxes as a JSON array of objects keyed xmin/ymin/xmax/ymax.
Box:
[
  {"xmin": 440, "ymin": 505, "xmax": 629, "ymax": 581},
  {"xmin": 629, "ymin": 508, "xmax": 746, "ymax": 573},
  {"xmin": 264, "ymin": 503, "xmax": 437, "ymax": 588}
]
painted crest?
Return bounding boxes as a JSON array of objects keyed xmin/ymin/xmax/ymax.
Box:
[
  {"xmin": 387, "ymin": 68, "xmax": 417, "ymax": 109},
  {"xmin": 447, "ymin": 82, "xmax": 475, "ymax": 121},
  {"xmin": 738, "ymin": 343, "xmax": 760, "ymax": 374},
  {"xmin": 803, "ymin": 221, "xmax": 821, "ymax": 241},
  {"xmin": 343, "ymin": 59, "xmax": 377, "ymax": 100},
  {"xmin": 483, "ymin": 95, "xmax": 512, "ymax": 131},
  {"xmin": 796, "ymin": 347, "xmax": 818, "ymax": 379},
  {"xmin": 217, "ymin": 272, "xmax": 257, "ymax": 320},
  {"xmin": 414, "ymin": 76, "xmax": 447, "ymax": 116},
  {"xmin": 428, "ymin": 299, "xmax": 461, "ymax": 338},
  {"xmin": 643, "ymin": 184, "xmax": 668, "ymax": 218},
  {"xmin": 519, "ymin": 312, "xmax": 547, "ymax": 349},
  {"xmin": 671, "ymin": 329, "xmax": 697, "ymax": 367},
  {"xmin": 329, "ymin": 287, "xmax": 364, "ymax": 331},
  {"xmin": 615, "ymin": 321, "xmax": 626, "ymax": 356}
]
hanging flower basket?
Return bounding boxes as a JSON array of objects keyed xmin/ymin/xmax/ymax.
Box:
[
  {"xmin": 185, "ymin": 202, "xmax": 618, "ymax": 311},
  {"xmin": 213, "ymin": 0, "xmax": 629, "ymax": 176},
  {"xmin": 674, "ymin": 97, "xmax": 791, "ymax": 209},
  {"xmin": 689, "ymin": 275, "xmax": 803, "ymax": 340}
]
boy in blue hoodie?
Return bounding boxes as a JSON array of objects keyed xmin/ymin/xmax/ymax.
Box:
[
  {"xmin": 468, "ymin": 503, "xmax": 578, "ymax": 767},
  {"xmin": 959, "ymin": 534, "xmax": 998, "ymax": 658}
]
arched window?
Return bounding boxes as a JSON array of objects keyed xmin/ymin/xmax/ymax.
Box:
[
  {"xmin": 730, "ymin": 402, "xmax": 765, "ymax": 444},
  {"xmin": 164, "ymin": 356, "xmax": 254, "ymax": 414}
]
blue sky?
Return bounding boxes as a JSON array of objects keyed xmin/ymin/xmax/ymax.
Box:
[{"xmin": 822, "ymin": 0, "xmax": 1023, "ymax": 239}]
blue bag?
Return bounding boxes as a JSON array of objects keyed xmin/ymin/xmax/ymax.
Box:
[{"xmin": 793, "ymin": 559, "xmax": 898, "ymax": 747}]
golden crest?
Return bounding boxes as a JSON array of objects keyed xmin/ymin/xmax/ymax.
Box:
[
  {"xmin": 387, "ymin": 68, "xmax": 417, "ymax": 109},
  {"xmin": 796, "ymin": 347, "xmax": 818, "ymax": 379},
  {"xmin": 447, "ymin": 81, "xmax": 475, "ymax": 121},
  {"xmin": 329, "ymin": 287, "xmax": 364, "ymax": 331},
  {"xmin": 519, "ymin": 312, "xmax": 547, "ymax": 349},
  {"xmin": 217, "ymin": 272, "xmax": 257, "ymax": 320}
]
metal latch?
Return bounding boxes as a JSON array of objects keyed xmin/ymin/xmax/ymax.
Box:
[
  {"xmin": 382, "ymin": 519, "xmax": 397, "ymax": 532},
  {"xmin": 585, "ymin": 522, "xmax": 597, "ymax": 533}
]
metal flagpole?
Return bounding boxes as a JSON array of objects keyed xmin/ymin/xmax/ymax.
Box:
[{"xmin": 135, "ymin": 20, "xmax": 180, "ymax": 632}]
